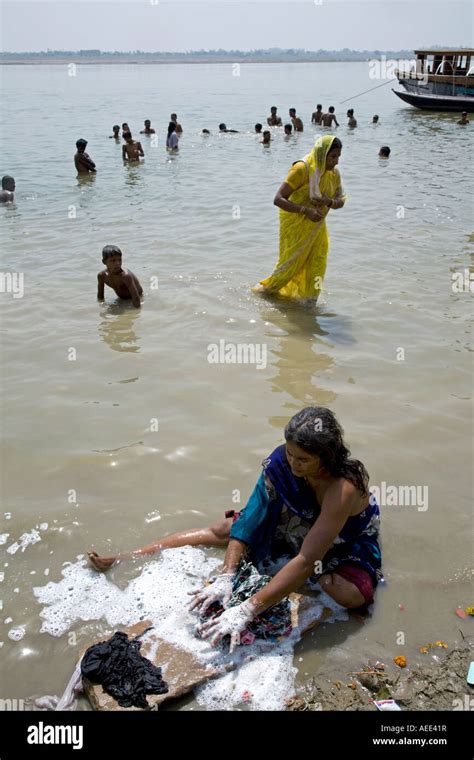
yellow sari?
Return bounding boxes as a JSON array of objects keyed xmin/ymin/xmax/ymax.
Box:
[{"xmin": 259, "ymin": 135, "xmax": 346, "ymax": 300}]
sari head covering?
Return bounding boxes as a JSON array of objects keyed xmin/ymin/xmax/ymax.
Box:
[{"xmin": 302, "ymin": 134, "xmax": 341, "ymax": 202}]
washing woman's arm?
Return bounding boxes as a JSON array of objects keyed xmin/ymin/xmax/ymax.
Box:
[
  {"xmin": 199, "ymin": 480, "xmax": 356, "ymax": 648},
  {"xmin": 189, "ymin": 473, "xmax": 270, "ymax": 612}
]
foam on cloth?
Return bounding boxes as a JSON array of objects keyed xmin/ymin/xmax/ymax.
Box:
[{"xmin": 33, "ymin": 546, "xmax": 347, "ymax": 711}]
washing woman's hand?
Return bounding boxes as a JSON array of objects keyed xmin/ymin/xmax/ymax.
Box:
[
  {"xmin": 198, "ymin": 599, "xmax": 256, "ymax": 654},
  {"xmin": 188, "ymin": 572, "xmax": 234, "ymax": 614}
]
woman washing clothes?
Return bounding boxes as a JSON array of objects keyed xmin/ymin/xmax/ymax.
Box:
[
  {"xmin": 89, "ymin": 407, "xmax": 382, "ymax": 653},
  {"xmin": 252, "ymin": 135, "xmax": 346, "ymax": 301}
]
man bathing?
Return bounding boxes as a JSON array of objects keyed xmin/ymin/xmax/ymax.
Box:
[
  {"xmin": 312, "ymin": 105, "xmax": 323, "ymax": 124},
  {"xmin": 267, "ymin": 106, "xmax": 282, "ymax": 127},
  {"xmin": 289, "ymin": 108, "xmax": 304, "ymax": 132},
  {"xmin": 140, "ymin": 119, "xmax": 155, "ymax": 134},
  {"xmin": 321, "ymin": 107, "xmax": 339, "ymax": 128},
  {"xmin": 347, "ymin": 109, "xmax": 357, "ymax": 128},
  {"xmin": 97, "ymin": 245, "xmax": 143, "ymax": 308},
  {"xmin": 74, "ymin": 139, "xmax": 96, "ymax": 174}
]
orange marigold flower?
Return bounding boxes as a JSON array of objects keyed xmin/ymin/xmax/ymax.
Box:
[{"xmin": 394, "ymin": 655, "xmax": 407, "ymax": 668}]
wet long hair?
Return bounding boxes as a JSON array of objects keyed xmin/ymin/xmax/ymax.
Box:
[
  {"xmin": 284, "ymin": 407, "xmax": 368, "ymax": 495},
  {"xmin": 167, "ymin": 121, "xmax": 177, "ymax": 136}
]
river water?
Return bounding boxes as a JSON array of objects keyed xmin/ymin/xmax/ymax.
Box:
[{"xmin": 0, "ymin": 61, "xmax": 472, "ymax": 708}]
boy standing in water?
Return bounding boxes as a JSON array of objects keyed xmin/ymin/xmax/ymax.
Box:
[
  {"xmin": 122, "ymin": 132, "xmax": 145, "ymax": 161},
  {"xmin": 97, "ymin": 246, "xmax": 143, "ymax": 308},
  {"xmin": 347, "ymin": 109, "xmax": 357, "ymax": 127},
  {"xmin": 312, "ymin": 104, "xmax": 323, "ymax": 124}
]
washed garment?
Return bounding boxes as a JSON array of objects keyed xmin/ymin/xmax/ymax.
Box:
[
  {"xmin": 81, "ymin": 630, "xmax": 168, "ymax": 708},
  {"xmin": 229, "ymin": 445, "xmax": 382, "ymax": 590},
  {"xmin": 259, "ymin": 135, "xmax": 346, "ymax": 299},
  {"xmin": 199, "ymin": 560, "xmax": 292, "ymax": 647}
]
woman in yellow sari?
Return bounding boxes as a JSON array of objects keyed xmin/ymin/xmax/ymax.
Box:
[{"xmin": 253, "ymin": 135, "xmax": 346, "ymax": 300}]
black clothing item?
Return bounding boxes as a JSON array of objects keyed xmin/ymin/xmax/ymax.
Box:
[{"xmin": 81, "ymin": 630, "xmax": 168, "ymax": 708}]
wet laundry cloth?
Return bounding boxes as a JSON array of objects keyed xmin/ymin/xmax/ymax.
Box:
[
  {"xmin": 81, "ymin": 630, "xmax": 168, "ymax": 708},
  {"xmin": 199, "ymin": 560, "xmax": 292, "ymax": 647}
]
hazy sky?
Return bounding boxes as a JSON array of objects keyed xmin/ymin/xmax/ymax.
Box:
[{"xmin": 1, "ymin": 0, "xmax": 472, "ymax": 53}]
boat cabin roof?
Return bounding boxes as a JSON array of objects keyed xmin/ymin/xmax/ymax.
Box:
[{"xmin": 414, "ymin": 49, "xmax": 474, "ymax": 57}]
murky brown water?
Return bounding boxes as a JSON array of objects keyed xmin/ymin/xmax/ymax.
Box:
[{"xmin": 0, "ymin": 62, "xmax": 472, "ymax": 707}]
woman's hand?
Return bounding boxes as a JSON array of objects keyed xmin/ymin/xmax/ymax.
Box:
[
  {"xmin": 197, "ymin": 599, "xmax": 256, "ymax": 653},
  {"xmin": 303, "ymin": 206, "xmax": 325, "ymax": 223},
  {"xmin": 188, "ymin": 572, "xmax": 234, "ymax": 614},
  {"xmin": 319, "ymin": 194, "xmax": 333, "ymax": 207}
]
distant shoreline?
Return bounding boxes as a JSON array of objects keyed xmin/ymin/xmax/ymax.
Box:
[{"xmin": 0, "ymin": 57, "xmax": 374, "ymax": 66}]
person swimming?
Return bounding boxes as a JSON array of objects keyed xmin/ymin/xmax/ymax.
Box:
[
  {"xmin": 219, "ymin": 123, "xmax": 239, "ymax": 133},
  {"xmin": 0, "ymin": 175, "xmax": 15, "ymax": 203}
]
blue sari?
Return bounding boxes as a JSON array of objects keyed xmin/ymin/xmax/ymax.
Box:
[{"xmin": 230, "ymin": 445, "xmax": 382, "ymax": 585}]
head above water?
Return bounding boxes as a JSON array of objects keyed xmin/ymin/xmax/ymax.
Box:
[
  {"xmin": 270, "ymin": 106, "xmax": 278, "ymax": 113},
  {"xmin": 328, "ymin": 106, "xmax": 335, "ymax": 114},
  {"xmin": 289, "ymin": 108, "xmax": 296, "ymax": 116},
  {"xmin": 219, "ymin": 123, "xmax": 227, "ymax": 131},
  {"xmin": 379, "ymin": 145, "xmax": 391, "ymax": 158},
  {"xmin": 112, "ymin": 125, "xmax": 120, "ymax": 133},
  {"xmin": 170, "ymin": 113, "xmax": 178, "ymax": 121},
  {"xmin": 2, "ymin": 175, "xmax": 15, "ymax": 191},
  {"xmin": 284, "ymin": 407, "xmax": 368, "ymax": 494},
  {"xmin": 201, "ymin": 129, "xmax": 210, "ymax": 135},
  {"xmin": 122, "ymin": 123, "xmax": 129, "ymax": 130},
  {"xmin": 284, "ymin": 123, "xmax": 293, "ymax": 134},
  {"xmin": 372, "ymin": 114, "xmax": 379, "ymax": 123},
  {"xmin": 144, "ymin": 119, "xmax": 151, "ymax": 127},
  {"xmin": 76, "ymin": 138, "xmax": 87, "ymax": 151},
  {"xmin": 316, "ymin": 104, "xmax": 322, "ymax": 110},
  {"xmin": 123, "ymin": 131, "xmax": 133, "ymax": 142},
  {"xmin": 255, "ymin": 123, "xmax": 263, "ymax": 132},
  {"xmin": 347, "ymin": 109, "xmax": 354, "ymax": 117}
]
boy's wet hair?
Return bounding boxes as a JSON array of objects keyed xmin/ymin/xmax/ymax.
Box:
[
  {"xmin": 76, "ymin": 138, "xmax": 87, "ymax": 148},
  {"xmin": 379, "ymin": 146, "xmax": 391, "ymax": 157},
  {"xmin": 2, "ymin": 175, "xmax": 14, "ymax": 189},
  {"xmin": 102, "ymin": 245, "xmax": 123, "ymax": 261},
  {"xmin": 113, "ymin": 125, "xmax": 120, "ymax": 130},
  {"xmin": 329, "ymin": 106, "xmax": 335, "ymax": 113},
  {"xmin": 123, "ymin": 131, "xmax": 132, "ymax": 140}
]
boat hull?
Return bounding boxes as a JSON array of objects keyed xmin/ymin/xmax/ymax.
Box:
[{"xmin": 392, "ymin": 88, "xmax": 474, "ymax": 112}]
